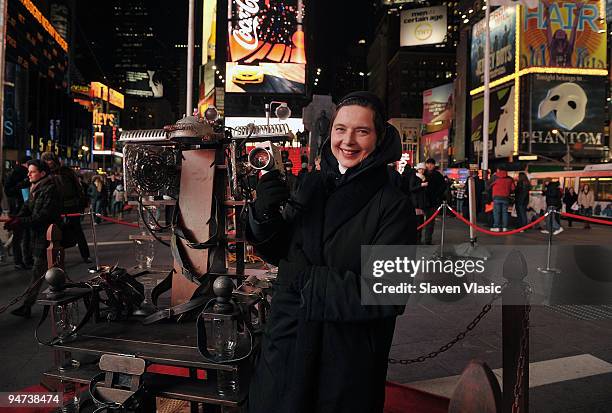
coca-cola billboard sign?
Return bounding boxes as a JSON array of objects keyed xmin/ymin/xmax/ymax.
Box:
[
  {"xmin": 231, "ymin": 0, "xmax": 260, "ymax": 51},
  {"xmin": 227, "ymin": 0, "xmax": 306, "ymax": 65}
]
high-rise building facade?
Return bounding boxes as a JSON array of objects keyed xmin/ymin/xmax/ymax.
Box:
[{"xmin": 369, "ymin": 1, "xmax": 461, "ymax": 119}]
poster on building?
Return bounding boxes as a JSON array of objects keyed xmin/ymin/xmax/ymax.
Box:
[
  {"xmin": 520, "ymin": 73, "xmax": 605, "ymax": 155},
  {"xmin": 201, "ymin": 0, "xmax": 217, "ymax": 101},
  {"xmin": 227, "ymin": 0, "xmax": 306, "ymax": 94},
  {"xmin": 422, "ymin": 83, "xmax": 454, "ymax": 131},
  {"xmin": 400, "ymin": 6, "xmax": 447, "ymax": 47},
  {"xmin": 421, "ymin": 129, "xmax": 449, "ymax": 166},
  {"xmin": 470, "ymin": 6, "xmax": 516, "ymax": 87},
  {"xmin": 125, "ymin": 71, "xmax": 164, "ymax": 98},
  {"xmin": 471, "ymin": 84, "xmax": 515, "ymax": 158},
  {"xmin": 520, "ymin": 0, "xmax": 607, "ymax": 69}
]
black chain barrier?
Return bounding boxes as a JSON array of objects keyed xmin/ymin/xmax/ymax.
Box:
[{"xmin": 388, "ymin": 282, "xmax": 508, "ymax": 365}]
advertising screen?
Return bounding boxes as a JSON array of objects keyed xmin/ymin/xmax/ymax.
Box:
[
  {"xmin": 520, "ymin": 73, "xmax": 605, "ymax": 155},
  {"xmin": 400, "ymin": 6, "xmax": 447, "ymax": 47},
  {"xmin": 422, "ymin": 83, "xmax": 454, "ymax": 130},
  {"xmin": 201, "ymin": 0, "xmax": 217, "ymax": 101},
  {"xmin": 470, "ymin": 84, "xmax": 515, "ymax": 159},
  {"xmin": 421, "ymin": 129, "xmax": 449, "ymax": 166},
  {"xmin": 520, "ymin": 0, "xmax": 606, "ymax": 69},
  {"xmin": 125, "ymin": 70, "xmax": 164, "ymax": 98},
  {"xmin": 227, "ymin": 0, "xmax": 306, "ymax": 94},
  {"xmin": 470, "ymin": 5, "xmax": 516, "ymax": 88}
]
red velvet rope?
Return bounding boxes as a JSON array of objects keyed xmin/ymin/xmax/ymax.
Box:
[
  {"xmin": 96, "ymin": 214, "xmax": 140, "ymax": 228},
  {"xmin": 58, "ymin": 212, "xmax": 139, "ymax": 228},
  {"xmin": 417, "ymin": 206, "xmax": 442, "ymax": 231},
  {"xmin": 560, "ymin": 211, "xmax": 612, "ymax": 226},
  {"xmin": 446, "ymin": 206, "xmax": 550, "ymax": 236}
]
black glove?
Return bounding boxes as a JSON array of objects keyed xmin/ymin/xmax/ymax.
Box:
[{"xmin": 253, "ymin": 170, "xmax": 290, "ymax": 221}]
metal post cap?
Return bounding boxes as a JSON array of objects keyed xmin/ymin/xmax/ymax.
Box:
[{"xmin": 45, "ymin": 267, "xmax": 66, "ymax": 290}]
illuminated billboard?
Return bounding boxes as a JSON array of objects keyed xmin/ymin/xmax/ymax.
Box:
[
  {"xmin": 201, "ymin": 0, "xmax": 217, "ymax": 102},
  {"xmin": 520, "ymin": 0, "xmax": 607, "ymax": 69},
  {"xmin": 520, "ymin": 73, "xmax": 605, "ymax": 155},
  {"xmin": 125, "ymin": 71, "xmax": 164, "ymax": 98},
  {"xmin": 227, "ymin": 0, "xmax": 306, "ymax": 94},
  {"xmin": 471, "ymin": 5, "xmax": 516, "ymax": 87},
  {"xmin": 471, "ymin": 84, "xmax": 515, "ymax": 159},
  {"xmin": 400, "ymin": 6, "xmax": 447, "ymax": 47},
  {"xmin": 225, "ymin": 62, "xmax": 305, "ymax": 94}
]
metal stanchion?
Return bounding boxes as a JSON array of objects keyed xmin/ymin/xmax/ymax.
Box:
[
  {"xmin": 89, "ymin": 209, "xmax": 100, "ymax": 273},
  {"xmin": 439, "ymin": 202, "xmax": 447, "ymax": 258},
  {"xmin": 455, "ymin": 176, "xmax": 491, "ymax": 259},
  {"xmin": 538, "ymin": 208, "xmax": 560, "ymax": 275}
]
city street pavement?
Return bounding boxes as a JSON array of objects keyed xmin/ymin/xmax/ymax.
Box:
[{"xmin": 0, "ymin": 211, "xmax": 610, "ymax": 412}]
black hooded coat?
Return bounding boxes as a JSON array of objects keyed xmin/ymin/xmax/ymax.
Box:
[{"xmin": 247, "ymin": 125, "xmax": 417, "ymax": 413}]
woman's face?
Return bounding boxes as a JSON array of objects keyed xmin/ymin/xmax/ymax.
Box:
[{"xmin": 331, "ymin": 105, "xmax": 377, "ymax": 169}]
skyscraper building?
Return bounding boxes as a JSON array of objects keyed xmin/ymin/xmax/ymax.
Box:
[{"xmin": 111, "ymin": 0, "xmax": 177, "ymax": 128}]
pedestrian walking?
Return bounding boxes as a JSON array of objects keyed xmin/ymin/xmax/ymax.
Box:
[
  {"xmin": 112, "ymin": 184, "xmax": 127, "ymax": 217},
  {"xmin": 88, "ymin": 176, "xmax": 108, "ymax": 224},
  {"xmin": 541, "ymin": 180, "xmax": 563, "ymax": 235},
  {"xmin": 515, "ymin": 172, "xmax": 531, "ymax": 229},
  {"xmin": 3, "ymin": 157, "xmax": 32, "ymax": 269},
  {"xmin": 5, "ymin": 160, "xmax": 61, "ymax": 318},
  {"xmin": 41, "ymin": 152, "xmax": 91, "ymax": 263},
  {"xmin": 409, "ymin": 162, "xmax": 428, "ymax": 244},
  {"xmin": 488, "ymin": 167, "xmax": 515, "ymax": 232},
  {"xmin": 455, "ymin": 182, "xmax": 466, "ymax": 214},
  {"xmin": 577, "ymin": 183, "xmax": 595, "ymax": 229},
  {"xmin": 422, "ymin": 158, "xmax": 445, "ymax": 245},
  {"xmin": 246, "ymin": 91, "xmax": 416, "ymax": 413},
  {"xmin": 563, "ymin": 187, "xmax": 578, "ymax": 228}
]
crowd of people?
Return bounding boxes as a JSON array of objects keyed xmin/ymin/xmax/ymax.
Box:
[
  {"xmin": 1, "ymin": 153, "xmax": 127, "ymax": 318},
  {"xmin": 396, "ymin": 163, "xmax": 598, "ymax": 238}
]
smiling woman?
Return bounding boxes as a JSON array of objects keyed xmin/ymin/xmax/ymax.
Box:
[{"xmin": 246, "ymin": 91, "xmax": 417, "ymax": 413}]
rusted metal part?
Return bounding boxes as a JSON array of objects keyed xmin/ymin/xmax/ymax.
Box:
[{"xmin": 448, "ymin": 360, "xmax": 502, "ymax": 413}]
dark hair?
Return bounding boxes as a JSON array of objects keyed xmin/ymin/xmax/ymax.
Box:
[
  {"xmin": 27, "ymin": 159, "xmax": 51, "ymax": 175},
  {"xmin": 331, "ymin": 97, "xmax": 386, "ymax": 141},
  {"xmin": 425, "ymin": 158, "xmax": 436, "ymax": 165}
]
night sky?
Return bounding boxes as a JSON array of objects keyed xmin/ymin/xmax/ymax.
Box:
[{"xmin": 75, "ymin": 0, "xmax": 376, "ymax": 93}]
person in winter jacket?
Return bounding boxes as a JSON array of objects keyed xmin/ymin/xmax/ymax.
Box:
[
  {"xmin": 409, "ymin": 162, "xmax": 428, "ymax": 244},
  {"xmin": 88, "ymin": 176, "xmax": 108, "ymax": 224},
  {"xmin": 514, "ymin": 172, "xmax": 531, "ymax": 229},
  {"xmin": 563, "ymin": 187, "xmax": 578, "ymax": 227},
  {"xmin": 541, "ymin": 180, "xmax": 563, "ymax": 234},
  {"xmin": 41, "ymin": 152, "xmax": 91, "ymax": 263},
  {"xmin": 112, "ymin": 184, "xmax": 128, "ymax": 217},
  {"xmin": 488, "ymin": 167, "xmax": 515, "ymax": 231},
  {"xmin": 578, "ymin": 184, "xmax": 595, "ymax": 229},
  {"xmin": 246, "ymin": 91, "xmax": 417, "ymax": 413},
  {"xmin": 4, "ymin": 160, "xmax": 61, "ymax": 317},
  {"xmin": 422, "ymin": 158, "xmax": 445, "ymax": 244},
  {"xmin": 3, "ymin": 157, "xmax": 32, "ymax": 269}
]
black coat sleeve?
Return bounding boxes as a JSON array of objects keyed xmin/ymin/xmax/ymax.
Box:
[
  {"xmin": 302, "ymin": 195, "xmax": 417, "ymax": 322},
  {"xmin": 245, "ymin": 207, "xmax": 291, "ymax": 266}
]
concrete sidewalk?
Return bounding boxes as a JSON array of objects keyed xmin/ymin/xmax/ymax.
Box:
[{"xmin": 0, "ymin": 212, "xmax": 610, "ymax": 412}]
